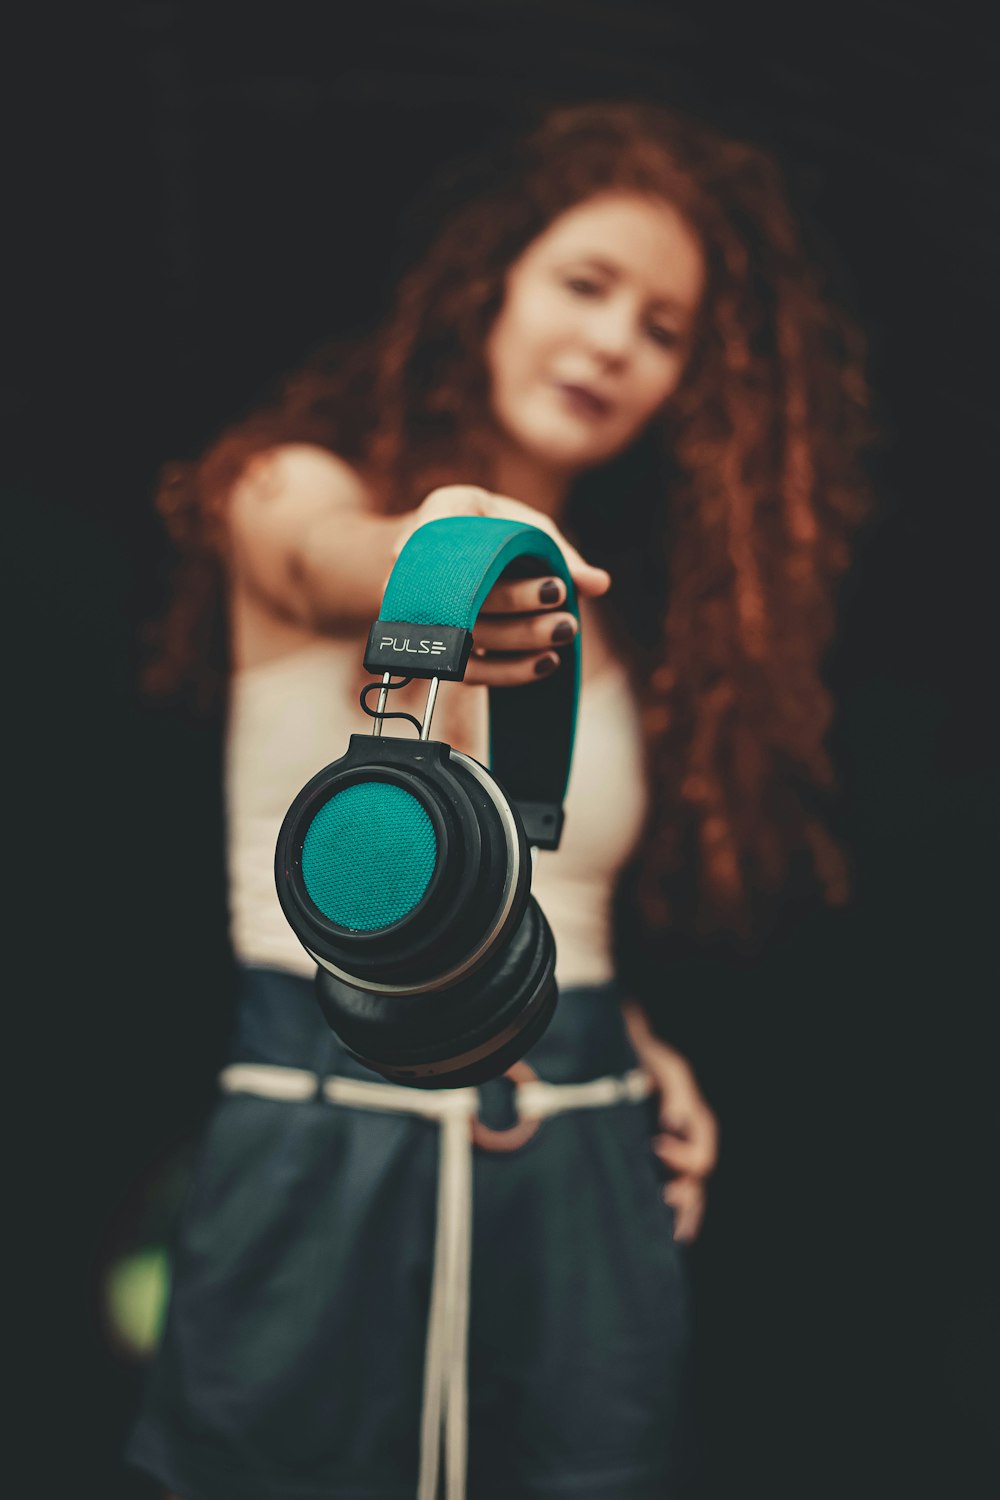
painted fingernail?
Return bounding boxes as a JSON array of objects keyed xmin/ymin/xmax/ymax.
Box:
[
  {"xmin": 534, "ymin": 653, "xmax": 559, "ymax": 676},
  {"xmin": 538, "ymin": 580, "xmax": 562, "ymax": 604},
  {"xmin": 551, "ymin": 619, "xmax": 575, "ymax": 644}
]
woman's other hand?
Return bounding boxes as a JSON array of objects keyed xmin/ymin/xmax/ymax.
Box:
[
  {"xmin": 622, "ymin": 1002, "xmax": 720, "ymax": 1244},
  {"xmin": 392, "ymin": 486, "xmax": 611, "ymax": 687}
]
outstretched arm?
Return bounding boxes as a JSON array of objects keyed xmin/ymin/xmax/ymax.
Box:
[{"xmin": 225, "ymin": 445, "xmax": 610, "ymax": 679}]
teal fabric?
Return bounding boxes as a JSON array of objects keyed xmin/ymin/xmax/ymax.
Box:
[
  {"xmin": 381, "ymin": 518, "xmax": 580, "ymax": 798},
  {"xmin": 382, "ymin": 517, "xmax": 575, "ymax": 630},
  {"xmin": 301, "ymin": 782, "xmax": 437, "ymax": 930}
]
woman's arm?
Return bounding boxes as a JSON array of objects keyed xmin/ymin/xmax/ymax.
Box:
[
  {"xmin": 226, "ymin": 443, "xmax": 401, "ymax": 632},
  {"xmin": 225, "ymin": 447, "xmax": 612, "ymax": 678}
]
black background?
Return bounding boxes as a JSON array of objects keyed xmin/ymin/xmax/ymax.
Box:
[{"xmin": 10, "ymin": 2, "xmax": 998, "ymax": 1495}]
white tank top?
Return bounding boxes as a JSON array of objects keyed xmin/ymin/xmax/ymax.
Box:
[{"xmin": 225, "ymin": 639, "xmax": 648, "ymax": 988}]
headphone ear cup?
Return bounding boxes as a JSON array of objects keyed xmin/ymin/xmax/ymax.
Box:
[
  {"xmin": 314, "ymin": 896, "xmax": 557, "ymax": 1088},
  {"xmin": 448, "ymin": 895, "xmax": 558, "ymax": 1085}
]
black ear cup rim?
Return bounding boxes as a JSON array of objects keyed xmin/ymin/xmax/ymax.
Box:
[
  {"xmin": 448, "ymin": 976, "xmax": 558, "ymax": 1088},
  {"xmin": 276, "ymin": 747, "xmax": 471, "ymax": 970},
  {"xmin": 317, "ymin": 893, "xmax": 548, "ymax": 1056},
  {"xmin": 287, "ymin": 764, "xmax": 456, "ymax": 945},
  {"xmin": 316, "ymin": 897, "xmax": 557, "ymax": 1089},
  {"xmin": 310, "ymin": 810, "xmax": 529, "ymax": 1004},
  {"xmin": 276, "ymin": 737, "xmax": 527, "ymax": 990}
]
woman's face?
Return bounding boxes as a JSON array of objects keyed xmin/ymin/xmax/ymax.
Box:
[{"xmin": 485, "ymin": 191, "xmax": 705, "ymax": 476}]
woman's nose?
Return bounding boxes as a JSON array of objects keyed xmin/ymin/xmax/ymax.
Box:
[{"xmin": 581, "ymin": 300, "xmax": 636, "ymax": 365}]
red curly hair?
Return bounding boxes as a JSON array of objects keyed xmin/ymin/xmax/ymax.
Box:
[{"xmin": 146, "ymin": 101, "xmax": 872, "ymax": 940}]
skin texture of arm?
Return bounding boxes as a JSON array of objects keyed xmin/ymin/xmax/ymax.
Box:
[{"xmin": 226, "ymin": 443, "xmax": 400, "ymax": 639}]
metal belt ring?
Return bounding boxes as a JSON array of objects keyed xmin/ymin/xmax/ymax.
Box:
[{"xmin": 469, "ymin": 1061, "xmax": 541, "ymax": 1153}]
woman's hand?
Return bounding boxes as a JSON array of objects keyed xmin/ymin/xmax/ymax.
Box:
[
  {"xmin": 391, "ymin": 486, "xmax": 611, "ymax": 688},
  {"xmin": 622, "ymin": 1002, "xmax": 720, "ymax": 1244}
]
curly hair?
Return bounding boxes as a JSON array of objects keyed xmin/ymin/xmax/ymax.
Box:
[{"xmin": 145, "ymin": 100, "xmax": 873, "ymax": 940}]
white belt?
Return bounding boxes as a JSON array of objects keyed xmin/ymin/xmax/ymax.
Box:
[{"xmin": 219, "ymin": 1058, "xmax": 654, "ymax": 1500}]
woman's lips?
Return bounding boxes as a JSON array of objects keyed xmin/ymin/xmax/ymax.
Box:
[{"xmin": 554, "ymin": 382, "xmax": 612, "ymax": 419}]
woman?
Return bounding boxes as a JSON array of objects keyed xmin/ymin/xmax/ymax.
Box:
[{"xmin": 128, "ymin": 102, "xmax": 869, "ymax": 1499}]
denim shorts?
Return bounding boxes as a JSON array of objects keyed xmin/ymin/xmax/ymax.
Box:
[{"xmin": 125, "ymin": 965, "xmax": 693, "ymax": 1500}]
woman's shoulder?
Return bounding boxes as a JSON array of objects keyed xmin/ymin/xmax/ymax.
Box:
[
  {"xmin": 225, "ymin": 442, "xmax": 380, "ymax": 568},
  {"xmin": 233, "ymin": 442, "xmax": 376, "ymax": 512}
]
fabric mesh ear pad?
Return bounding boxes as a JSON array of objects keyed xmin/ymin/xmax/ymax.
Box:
[
  {"xmin": 279, "ymin": 741, "xmax": 523, "ymax": 990},
  {"xmin": 300, "ymin": 781, "xmax": 437, "ymax": 931},
  {"xmin": 314, "ymin": 896, "xmax": 557, "ymax": 1088}
]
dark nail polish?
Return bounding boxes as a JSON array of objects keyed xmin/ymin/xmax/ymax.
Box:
[
  {"xmin": 534, "ymin": 653, "xmax": 558, "ymax": 676},
  {"xmin": 551, "ymin": 620, "xmax": 575, "ymax": 644},
  {"xmin": 538, "ymin": 580, "xmax": 561, "ymax": 604}
]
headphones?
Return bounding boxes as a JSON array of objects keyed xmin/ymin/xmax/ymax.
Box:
[{"xmin": 274, "ymin": 515, "xmax": 580, "ymax": 1089}]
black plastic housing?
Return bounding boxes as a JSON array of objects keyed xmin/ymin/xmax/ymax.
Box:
[
  {"xmin": 316, "ymin": 897, "xmax": 558, "ymax": 1088},
  {"xmin": 275, "ymin": 734, "xmax": 529, "ymax": 989}
]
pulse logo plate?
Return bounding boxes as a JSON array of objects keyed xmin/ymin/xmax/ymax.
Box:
[{"xmin": 364, "ymin": 620, "xmax": 474, "ymax": 681}]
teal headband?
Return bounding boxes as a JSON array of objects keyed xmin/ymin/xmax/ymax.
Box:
[{"xmin": 363, "ymin": 516, "xmax": 580, "ymax": 847}]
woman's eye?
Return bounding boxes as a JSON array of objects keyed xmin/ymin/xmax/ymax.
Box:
[
  {"xmin": 565, "ymin": 277, "xmax": 601, "ymax": 296},
  {"xmin": 646, "ymin": 325, "xmax": 681, "ymax": 349}
]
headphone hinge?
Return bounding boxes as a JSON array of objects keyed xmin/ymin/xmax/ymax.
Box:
[{"xmin": 515, "ymin": 800, "xmax": 564, "ymax": 851}]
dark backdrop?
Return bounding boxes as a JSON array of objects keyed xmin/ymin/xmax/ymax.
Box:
[{"xmin": 11, "ymin": 2, "xmax": 997, "ymax": 1496}]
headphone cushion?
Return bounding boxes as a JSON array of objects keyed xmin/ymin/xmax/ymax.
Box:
[
  {"xmin": 315, "ymin": 896, "xmax": 556, "ymax": 1086},
  {"xmin": 462, "ymin": 895, "xmax": 553, "ymax": 1036}
]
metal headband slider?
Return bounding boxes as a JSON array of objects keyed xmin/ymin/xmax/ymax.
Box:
[{"xmin": 364, "ymin": 621, "xmax": 474, "ymax": 682}]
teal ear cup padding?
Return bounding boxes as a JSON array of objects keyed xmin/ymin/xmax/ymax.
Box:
[
  {"xmin": 301, "ymin": 782, "xmax": 437, "ymax": 930},
  {"xmin": 382, "ymin": 516, "xmax": 580, "ymax": 798}
]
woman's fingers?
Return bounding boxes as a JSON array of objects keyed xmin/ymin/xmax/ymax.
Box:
[
  {"xmin": 391, "ymin": 487, "xmax": 608, "ymax": 691},
  {"xmin": 656, "ymin": 1091, "xmax": 719, "ymax": 1171},
  {"xmin": 652, "ymin": 1130, "xmax": 718, "ymax": 1181},
  {"xmin": 480, "ymin": 575, "xmax": 567, "ymax": 614},
  {"xmin": 472, "ymin": 610, "xmax": 578, "ymax": 654},
  {"xmin": 564, "ymin": 557, "xmax": 612, "ymax": 597},
  {"xmin": 464, "ymin": 593, "xmax": 575, "ymax": 683},
  {"xmin": 463, "ymin": 651, "xmax": 561, "ymax": 687},
  {"xmin": 663, "ymin": 1176, "xmax": 706, "ymax": 1243}
]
